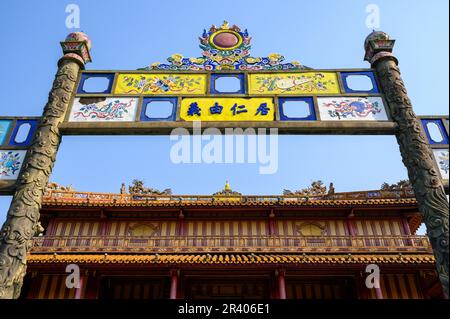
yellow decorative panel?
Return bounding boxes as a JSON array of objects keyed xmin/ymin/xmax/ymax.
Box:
[
  {"xmin": 180, "ymin": 97, "xmax": 274, "ymax": 121},
  {"xmin": 248, "ymin": 72, "xmax": 340, "ymax": 95},
  {"xmin": 115, "ymin": 73, "xmax": 207, "ymax": 95},
  {"xmin": 128, "ymin": 223, "xmax": 160, "ymax": 236}
]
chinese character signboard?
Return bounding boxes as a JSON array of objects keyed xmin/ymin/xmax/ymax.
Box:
[{"xmin": 180, "ymin": 98, "xmax": 274, "ymax": 121}]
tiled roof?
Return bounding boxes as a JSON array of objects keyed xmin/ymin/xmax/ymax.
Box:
[
  {"xmin": 42, "ymin": 197, "xmax": 418, "ymax": 208},
  {"xmin": 27, "ymin": 253, "xmax": 434, "ymax": 265}
]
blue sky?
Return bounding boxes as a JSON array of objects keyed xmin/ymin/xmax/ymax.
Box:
[{"xmin": 0, "ymin": 0, "xmax": 448, "ymax": 229}]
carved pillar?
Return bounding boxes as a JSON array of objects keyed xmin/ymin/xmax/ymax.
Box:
[
  {"xmin": 364, "ymin": 31, "xmax": 449, "ymax": 296},
  {"xmin": 0, "ymin": 32, "xmax": 92, "ymax": 299}
]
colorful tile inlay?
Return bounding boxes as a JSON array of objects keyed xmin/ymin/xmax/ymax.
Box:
[
  {"xmin": 69, "ymin": 98, "xmax": 138, "ymax": 122},
  {"xmin": 421, "ymin": 119, "xmax": 449, "ymax": 145},
  {"xmin": 433, "ymin": 149, "xmax": 449, "ymax": 180},
  {"xmin": 180, "ymin": 97, "xmax": 274, "ymax": 121},
  {"xmin": 248, "ymin": 72, "xmax": 340, "ymax": 95},
  {"xmin": 317, "ymin": 97, "xmax": 388, "ymax": 121},
  {"xmin": 115, "ymin": 74, "xmax": 207, "ymax": 95},
  {"xmin": 8, "ymin": 120, "xmax": 38, "ymax": 146},
  {"xmin": 0, "ymin": 120, "xmax": 12, "ymax": 145},
  {"xmin": 0, "ymin": 150, "xmax": 26, "ymax": 180}
]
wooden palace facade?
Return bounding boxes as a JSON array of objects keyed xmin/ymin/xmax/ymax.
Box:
[{"xmin": 21, "ymin": 182, "xmax": 445, "ymax": 299}]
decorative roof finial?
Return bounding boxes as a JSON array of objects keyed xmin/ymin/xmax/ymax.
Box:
[
  {"xmin": 213, "ymin": 181, "xmax": 241, "ymax": 196},
  {"xmin": 138, "ymin": 22, "xmax": 310, "ymax": 71}
]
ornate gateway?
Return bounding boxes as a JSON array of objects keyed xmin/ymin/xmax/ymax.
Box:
[{"xmin": 0, "ymin": 23, "xmax": 448, "ymax": 299}]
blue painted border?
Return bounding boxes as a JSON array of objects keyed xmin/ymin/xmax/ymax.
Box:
[
  {"xmin": 8, "ymin": 120, "xmax": 38, "ymax": 147},
  {"xmin": 421, "ymin": 119, "xmax": 449, "ymax": 145},
  {"xmin": 141, "ymin": 97, "xmax": 177, "ymax": 121},
  {"xmin": 210, "ymin": 73, "xmax": 245, "ymax": 94},
  {"xmin": 278, "ymin": 97, "xmax": 316, "ymax": 121},
  {"xmin": 340, "ymin": 71, "xmax": 379, "ymax": 94},
  {"xmin": 77, "ymin": 73, "xmax": 115, "ymax": 94},
  {"xmin": 0, "ymin": 120, "xmax": 12, "ymax": 145}
]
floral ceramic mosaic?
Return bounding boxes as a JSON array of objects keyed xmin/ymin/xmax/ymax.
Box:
[
  {"xmin": 248, "ymin": 72, "xmax": 339, "ymax": 95},
  {"xmin": 0, "ymin": 150, "xmax": 26, "ymax": 180},
  {"xmin": 115, "ymin": 74, "xmax": 206, "ymax": 95}
]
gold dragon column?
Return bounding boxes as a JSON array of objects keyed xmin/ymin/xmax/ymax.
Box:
[
  {"xmin": 364, "ymin": 30, "xmax": 449, "ymax": 297},
  {"xmin": 0, "ymin": 32, "xmax": 92, "ymax": 299}
]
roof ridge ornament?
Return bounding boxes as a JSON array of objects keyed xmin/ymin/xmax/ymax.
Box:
[
  {"xmin": 138, "ymin": 21, "xmax": 310, "ymax": 71},
  {"xmin": 213, "ymin": 180, "xmax": 242, "ymax": 196}
]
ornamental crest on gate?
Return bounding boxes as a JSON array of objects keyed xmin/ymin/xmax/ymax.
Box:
[{"xmin": 139, "ymin": 21, "xmax": 309, "ymax": 71}]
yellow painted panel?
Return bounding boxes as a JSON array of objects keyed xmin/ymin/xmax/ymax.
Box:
[
  {"xmin": 248, "ymin": 72, "xmax": 340, "ymax": 95},
  {"xmin": 115, "ymin": 73, "xmax": 207, "ymax": 95},
  {"xmin": 180, "ymin": 97, "xmax": 274, "ymax": 121}
]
